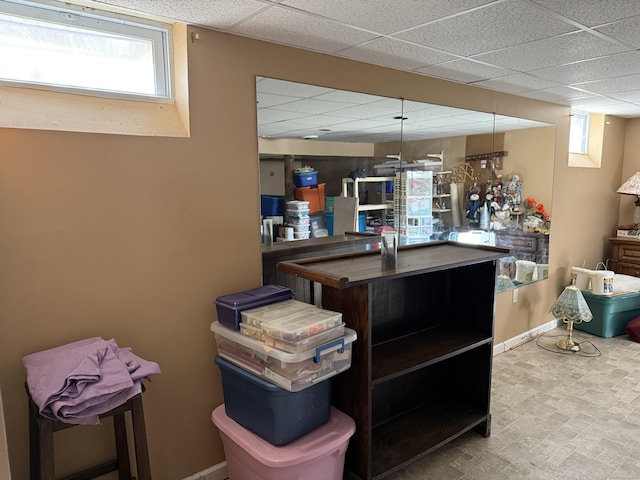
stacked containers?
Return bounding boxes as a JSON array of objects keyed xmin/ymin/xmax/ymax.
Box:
[
  {"xmin": 394, "ymin": 170, "xmax": 433, "ymax": 243},
  {"xmin": 287, "ymin": 201, "xmax": 311, "ymax": 240},
  {"xmin": 211, "ymin": 291, "xmax": 356, "ymax": 445}
]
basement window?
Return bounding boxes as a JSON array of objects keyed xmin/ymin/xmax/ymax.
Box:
[
  {"xmin": 569, "ymin": 110, "xmax": 590, "ymax": 154},
  {"xmin": 0, "ymin": 0, "xmax": 171, "ymax": 99}
]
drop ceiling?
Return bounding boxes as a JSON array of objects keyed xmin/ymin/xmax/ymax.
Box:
[{"xmin": 89, "ymin": 0, "xmax": 640, "ymax": 141}]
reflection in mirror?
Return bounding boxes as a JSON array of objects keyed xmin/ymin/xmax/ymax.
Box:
[{"xmin": 256, "ymin": 77, "xmax": 554, "ymax": 292}]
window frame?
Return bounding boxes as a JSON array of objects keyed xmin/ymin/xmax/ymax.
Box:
[
  {"xmin": 569, "ymin": 110, "xmax": 590, "ymax": 154},
  {"xmin": 0, "ymin": 0, "xmax": 173, "ymax": 101}
]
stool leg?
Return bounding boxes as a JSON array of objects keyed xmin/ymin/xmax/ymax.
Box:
[
  {"xmin": 29, "ymin": 397, "xmax": 54, "ymax": 480},
  {"xmin": 130, "ymin": 396, "xmax": 151, "ymax": 480},
  {"xmin": 113, "ymin": 413, "xmax": 131, "ymax": 480}
]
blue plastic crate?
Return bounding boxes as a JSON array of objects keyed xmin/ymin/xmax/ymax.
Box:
[{"xmin": 214, "ymin": 355, "xmax": 331, "ymax": 445}]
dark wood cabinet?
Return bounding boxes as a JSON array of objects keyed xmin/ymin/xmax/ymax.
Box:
[
  {"xmin": 494, "ymin": 230, "xmax": 549, "ymax": 262},
  {"xmin": 610, "ymin": 236, "xmax": 640, "ymax": 277},
  {"xmin": 277, "ymin": 242, "xmax": 508, "ymax": 480}
]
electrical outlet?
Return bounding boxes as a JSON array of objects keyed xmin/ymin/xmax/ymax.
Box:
[{"xmin": 512, "ymin": 288, "xmax": 519, "ymax": 303}]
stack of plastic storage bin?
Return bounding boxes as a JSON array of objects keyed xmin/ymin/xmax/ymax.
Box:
[
  {"xmin": 286, "ymin": 201, "xmax": 311, "ymax": 240},
  {"xmin": 211, "ymin": 286, "xmax": 356, "ymax": 480}
]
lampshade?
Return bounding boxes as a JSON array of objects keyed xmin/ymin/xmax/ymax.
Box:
[
  {"xmin": 617, "ymin": 172, "xmax": 640, "ymax": 225},
  {"xmin": 550, "ymin": 285, "xmax": 593, "ymax": 323},
  {"xmin": 550, "ymin": 285, "xmax": 593, "ymax": 352},
  {"xmin": 496, "ymin": 275, "xmax": 515, "ymax": 291},
  {"xmin": 617, "ymin": 171, "xmax": 640, "ymax": 197}
]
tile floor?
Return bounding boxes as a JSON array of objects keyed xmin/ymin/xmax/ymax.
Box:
[{"xmin": 385, "ymin": 327, "xmax": 640, "ymax": 480}]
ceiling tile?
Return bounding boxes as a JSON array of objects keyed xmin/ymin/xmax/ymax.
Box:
[
  {"xmin": 416, "ymin": 59, "xmax": 514, "ymax": 84},
  {"xmin": 530, "ymin": 0, "xmax": 640, "ymax": 27},
  {"xmin": 94, "ymin": 0, "xmax": 268, "ymax": 28},
  {"xmin": 256, "ymin": 78, "xmax": 333, "ymax": 97},
  {"xmin": 231, "ymin": 4, "xmax": 377, "ymax": 53},
  {"xmin": 530, "ymin": 51, "xmax": 640, "ymax": 84},
  {"xmin": 472, "ymin": 31, "xmax": 629, "ymax": 72},
  {"xmin": 595, "ymin": 16, "xmax": 640, "ymax": 49},
  {"xmin": 279, "ymin": 0, "xmax": 495, "ymax": 34},
  {"xmin": 609, "ymin": 90, "xmax": 640, "ymax": 103},
  {"xmin": 269, "ymin": 98, "xmax": 353, "ymax": 115},
  {"xmin": 596, "ymin": 103, "xmax": 640, "ymax": 116},
  {"xmin": 396, "ymin": 0, "xmax": 576, "ymax": 56},
  {"xmin": 473, "ymin": 73, "xmax": 559, "ymax": 94},
  {"xmin": 338, "ymin": 38, "xmax": 456, "ymax": 71},
  {"xmin": 573, "ymin": 74, "xmax": 640, "ymax": 95}
]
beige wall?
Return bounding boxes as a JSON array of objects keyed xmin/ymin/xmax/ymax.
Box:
[{"xmin": 0, "ymin": 25, "xmax": 629, "ymax": 479}]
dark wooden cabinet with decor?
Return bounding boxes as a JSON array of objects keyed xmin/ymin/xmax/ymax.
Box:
[
  {"xmin": 610, "ymin": 237, "xmax": 640, "ymax": 276},
  {"xmin": 277, "ymin": 241, "xmax": 509, "ymax": 480},
  {"xmin": 494, "ymin": 229, "xmax": 549, "ymax": 262}
]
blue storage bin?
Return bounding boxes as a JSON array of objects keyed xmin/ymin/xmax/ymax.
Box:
[
  {"xmin": 325, "ymin": 212, "xmax": 334, "ymax": 236},
  {"xmin": 214, "ymin": 355, "xmax": 331, "ymax": 446},
  {"xmin": 293, "ymin": 171, "xmax": 318, "ymax": 187},
  {"xmin": 377, "ymin": 181, "xmax": 394, "ymax": 194},
  {"xmin": 261, "ymin": 195, "xmax": 285, "ymax": 217},
  {"xmin": 358, "ymin": 212, "xmax": 367, "ymax": 232},
  {"xmin": 575, "ymin": 290, "xmax": 640, "ymax": 338},
  {"xmin": 215, "ymin": 285, "xmax": 294, "ymax": 330}
]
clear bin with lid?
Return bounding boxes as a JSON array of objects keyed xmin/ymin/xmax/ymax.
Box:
[
  {"xmin": 241, "ymin": 299, "xmax": 316, "ymax": 328},
  {"xmin": 211, "ymin": 321, "xmax": 356, "ymax": 392},
  {"xmin": 287, "ymin": 209, "xmax": 310, "ymax": 218},
  {"xmin": 260, "ymin": 308, "xmax": 342, "ymax": 342},
  {"xmin": 287, "ymin": 200, "xmax": 310, "ymax": 210},
  {"xmin": 239, "ymin": 323, "xmax": 264, "ymax": 340},
  {"xmin": 263, "ymin": 323, "xmax": 345, "ymax": 354}
]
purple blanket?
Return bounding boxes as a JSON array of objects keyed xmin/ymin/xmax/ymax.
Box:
[{"xmin": 23, "ymin": 337, "xmax": 160, "ymax": 425}]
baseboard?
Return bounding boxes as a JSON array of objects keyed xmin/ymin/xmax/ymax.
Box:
[
  {"xmin": 183, "ymin": 462, "xmax": 228, "ymax": 480},
  {"xmin": 493, "ymin": 318, "xmax": 561, "ymax": 356}
]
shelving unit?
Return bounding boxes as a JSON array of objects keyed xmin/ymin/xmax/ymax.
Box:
[
  {"xmin": 277, "ymin": 242, "xmax": 508, "ymax": 480},
  {"xmin": 341, "ymin": 176, "xmax": 395, "ymax": 228}
]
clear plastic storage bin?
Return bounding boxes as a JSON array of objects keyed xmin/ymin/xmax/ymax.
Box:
[
  {"xmin": 241, "ymin": 300, "xmax": 316, "ymax": 328},
  {"xmin": 263, "ymin": 323, "xmax": 345, "ymax": 354},
  {"xmin": 260, "ymin": 308, "xmax": 343, "ymax": 342},
  {"xmin": 211, "ymin": 321, "xmax": 356, "ymax": 392}
]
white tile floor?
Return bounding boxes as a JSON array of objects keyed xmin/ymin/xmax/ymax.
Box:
[{"xmin": 384, "ymin": 328, "xmax": 640, "ymax": 480}]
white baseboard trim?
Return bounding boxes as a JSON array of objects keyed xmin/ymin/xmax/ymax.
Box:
[
  {"xmin": 183, "ymin": 461, "xmax": 228, "ymax": 480},
  {"xmin": 493, "ymin": 318, "xmax": 562, "ymax": 356}
]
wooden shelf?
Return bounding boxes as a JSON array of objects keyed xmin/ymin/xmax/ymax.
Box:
[
  {"xmin": 372, "ymin": 326, "xmax": 491, "ymax": 384},
  {"xmin": 371, "ymin": 402, "xmax": 489, "ymax": 479}
]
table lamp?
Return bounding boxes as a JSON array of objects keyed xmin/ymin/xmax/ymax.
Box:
[
  {"xmin": 616, "ymin": 171, "xmax": 640, "ymax": 225},
  {"xmin": 549, "ymin": 285, "xmax": 593, "ymax": 352}
]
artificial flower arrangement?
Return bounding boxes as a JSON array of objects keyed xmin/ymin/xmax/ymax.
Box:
[{"xmin": 522, "ymin": 197, "xmax": 550, "ymax": 233}]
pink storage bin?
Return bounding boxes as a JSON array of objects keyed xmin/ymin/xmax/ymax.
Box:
[{"xmin": 212, "ymin": 404, "xmax": 355, "ymax": 480}]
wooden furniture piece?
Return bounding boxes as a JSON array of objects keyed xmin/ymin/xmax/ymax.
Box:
[
  {"xmin": 262, "ymin": 233, "xmax": 381, "ymax": 303},
  {"xmin": 27, "ymin": 385, "xmax": 151, "ymax": 480},
  {"xmin": 277, "ymin": 241, "xmax": 508, "ymax": 480},
  {"xmin": 610, "ymin": 236, "xmax": 640, "ymax": 276},
  {"xmin": 494, "ymin": 229, "xmax": 549, "ymax": 262}
]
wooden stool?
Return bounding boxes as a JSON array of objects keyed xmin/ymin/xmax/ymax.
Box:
[{"xmin": 26, "ymin": 384, "xmax": 152, "ymax": 480}]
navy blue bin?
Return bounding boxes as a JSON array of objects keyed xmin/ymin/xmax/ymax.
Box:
[
  {"xmin": 215, "ymin": 285, "xmax": 294, "ymax": 330},
  {"xmin": 214, "ymin": 355, "xmax": 331, "ymax": 445}
]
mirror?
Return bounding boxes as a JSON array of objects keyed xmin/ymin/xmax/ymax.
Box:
[{"xmin": 256, "ymin": 77, "xmax": 555, "ymax": 292}]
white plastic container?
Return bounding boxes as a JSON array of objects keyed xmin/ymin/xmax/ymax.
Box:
[
  {"xmin": 591, "ymin": 270, "xmax": 614, "ymax": 295},
  {"xmin": 211, "ymin": 321, "xmax": 356, "ymax": 391},
  {"xmin": 570, "ymin": 267, "xmax": 593, "ymax": 290},
  {"xmin": 287, "ymin": 200, "xmax": 310, "ymax": 210},
  {"xmin": 515, "ymin": 260, "xmax": 536, "ymax": 282},
  {"xmin": 212, "ymin": 404, "xmax": 355, "ymax": 480},
  {"xmin": 288, "ymin": 209, "xmax": 310, "ymax": 218}
]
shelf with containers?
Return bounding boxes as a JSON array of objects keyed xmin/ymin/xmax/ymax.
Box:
[
  {"xmin": 341, "ymin": 176, "xmax": 395, "ymax": 231},
  {"xmin": 276, "ymin": 242, "xmax": 508, "ymax": 480}
]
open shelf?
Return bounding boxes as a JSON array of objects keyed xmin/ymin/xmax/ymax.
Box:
[
  {"xmin": 371, "ymin": 401, "xmax": 488, "ymax": 479},
  {"xmin": 372, "ymin": 327, "xmax": 491, "ymax": 384}
]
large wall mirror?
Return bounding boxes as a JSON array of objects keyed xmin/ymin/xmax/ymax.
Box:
[{"xmin": 256, "ymin": 76, "xmax": 555, "ymax": 292}]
